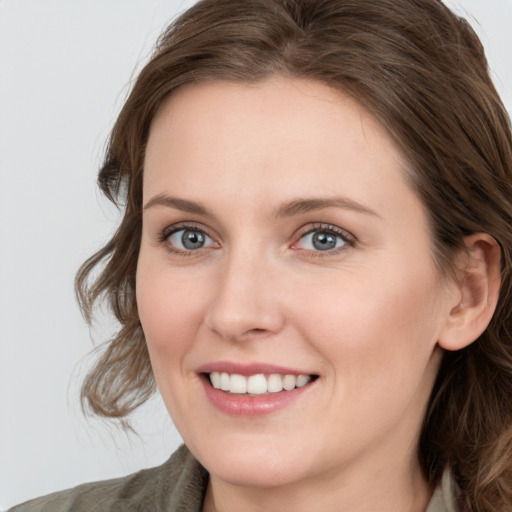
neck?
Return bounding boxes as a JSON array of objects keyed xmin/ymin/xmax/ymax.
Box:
[{"xmin": 202, "ymin": 455, "xmax": 432, "ymax": 512}]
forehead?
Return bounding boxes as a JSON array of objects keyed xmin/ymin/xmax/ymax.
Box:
[{"xmin": 143, "ymin": 77, "xmax": 415, "ymax": 218}]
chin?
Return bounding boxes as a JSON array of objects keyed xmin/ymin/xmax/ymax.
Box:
[
  {"xmin": 188, "ymin": 434, "xmax": 315, "ymax": 488},
  {"xmin": 209, "ymin": 458, "xmax": 308, "ymax": 489}
]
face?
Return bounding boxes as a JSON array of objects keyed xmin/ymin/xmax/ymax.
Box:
[{"xmin": 137, "ymin": 78, "xmax": 454, "ymax": 490}]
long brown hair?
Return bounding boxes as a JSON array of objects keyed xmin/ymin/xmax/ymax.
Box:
[{"xmin": 76, "ymin": 0, "xmax": 512, "ymax": 509}]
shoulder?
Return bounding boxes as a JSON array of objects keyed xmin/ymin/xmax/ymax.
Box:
[
  {"xmin": 8, "ymin": 445, "xmax": 208, "ymax": 512},
  {"xmin": 426, "ymin": 469, "xmax": 458, "ymax": 512}
]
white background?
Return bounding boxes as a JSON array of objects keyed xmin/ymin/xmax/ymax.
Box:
[{"xmin": 0, "ymin": 0, "xmax": 511, "ymax": 509}]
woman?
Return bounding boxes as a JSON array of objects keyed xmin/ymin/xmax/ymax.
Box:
[{"xmin": 10, "ymin": 0, "xmax": 512, "ymax": 510}]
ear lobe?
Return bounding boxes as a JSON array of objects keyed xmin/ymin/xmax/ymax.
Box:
[{"xmin": 438, "ymin": 233, "xmax": 501, "ymax": 351}]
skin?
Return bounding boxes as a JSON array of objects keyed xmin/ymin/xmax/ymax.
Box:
[{"xmin": 136, "ymin": 77, "xmax": 469, "ymax": 511}]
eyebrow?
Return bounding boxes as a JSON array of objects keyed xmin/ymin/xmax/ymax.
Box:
[
  {"xmin": 143, "ymin": 194, "xmax": 213, "ymax": 217},
  {"xmin": 273, "ymin": 197, "xmax": 380, "ymax": 218},
  {"xmin": 143, "ymin": 193, "xmax": 380, "ymax": 219}
]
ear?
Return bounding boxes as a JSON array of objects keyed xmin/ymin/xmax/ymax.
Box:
[{"xmin": 438, "ymin": 233, "xmax": 501, "ymax": 351}]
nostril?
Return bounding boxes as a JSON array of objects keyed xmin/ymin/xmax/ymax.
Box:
[{"xmin": 204, "ymin": 276, "xmax": 285, "ymax": 341}]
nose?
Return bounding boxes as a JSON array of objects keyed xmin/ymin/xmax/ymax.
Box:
[{"xmin": 204, "ymin": 247, "xmax": 285, "ymax": 342}]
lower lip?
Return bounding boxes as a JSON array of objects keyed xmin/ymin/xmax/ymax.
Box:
[{"xmin": 200, "ymin": 375, "xmax": 314, "ymax": 416}]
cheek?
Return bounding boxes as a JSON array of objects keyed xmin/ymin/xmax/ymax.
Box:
[
  {"xmin": 136, "ymin": 259, "xmax": 212, "ymax": 428},
  {"xmin": 295, "ymin": 265, "xmax": 444, "ymax": 386},
  {"xmin": 136, "ymin": 258, "xmax": 207, "ymax": 363},
  {"xmin": 310, "ymin": 275, "xmax": 444, "ymax": 447}
]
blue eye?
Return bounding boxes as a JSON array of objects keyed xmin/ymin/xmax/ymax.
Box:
[
  {"xmin": 167, "ymin": 228, "xmax": 214, "ymax": 251},
  {"xmin": 297, "ymin": 226, "xmax": 351, "ymax": 252}
]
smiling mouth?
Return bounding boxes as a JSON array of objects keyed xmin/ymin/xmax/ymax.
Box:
[{"xmin": 206, "ymin": 372, "xmax": 318, "ymax": 395}]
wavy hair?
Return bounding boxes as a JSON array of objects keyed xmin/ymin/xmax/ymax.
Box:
[{"xmin": 76, "ymin": 0, "xmax": 512, "ymax": 509}]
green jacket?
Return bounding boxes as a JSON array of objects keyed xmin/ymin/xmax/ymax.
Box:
[{"xmin": 9, "ymin": 445, "xmax": 456, "ymax": 511}]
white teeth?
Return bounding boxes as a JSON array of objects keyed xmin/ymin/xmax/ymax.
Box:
[
  {"xmin": 267, "ymin": 373, "xmax": 283, "ymax": 393},
  {"xmin": 209, "ymin": 372, "xmax": 312, "ymax": 395},
  {"xmin": 220, "ymin": 372, "xmax": 230, "ymax": 391},
  {"xmin": 247, "ymin": 374, "xmax": 267, "ymax": 394},
  {"xmin": 210, "ymin": 372, "xmax": 221, "ymax": 389},
  {"xmin": 296, "ymin": 374, "xmax": 310, "ymax": 388},
  {"xmin": 283, "ymin": 374, "xmax": 296, "ymax": 391},
  {"xmin": 229, "ymin": 374, "xmax": 247, "ymax": 394}
]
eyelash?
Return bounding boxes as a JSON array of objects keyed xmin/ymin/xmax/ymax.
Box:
[
  {"xmin": 158, "ymin": 222, "xmax": 356, "ymax": 257},
  {"xmin": 159, "ymin": 223, "xmax": 215, "ymax": 256},
  {"xmin": 293, "ymin": 223, "xmax": 356, "ymax": 257}
]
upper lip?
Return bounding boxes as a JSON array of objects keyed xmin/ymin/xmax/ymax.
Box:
[{"xmin": 196, "ymin": 361, "xmax": 316, "ymax": 376}]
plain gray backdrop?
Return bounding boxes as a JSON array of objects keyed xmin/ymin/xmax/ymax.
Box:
[{"xmin": 1, "ymin": 0, "xmax": 511, "ymax": 509}]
